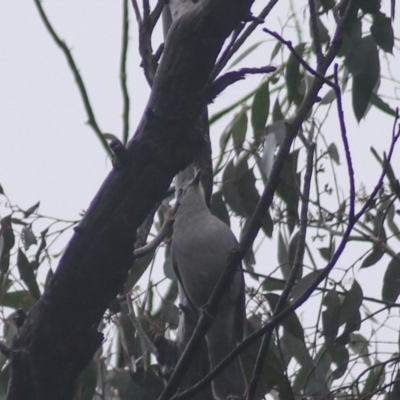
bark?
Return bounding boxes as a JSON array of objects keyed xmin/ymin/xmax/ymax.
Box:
[{"xmin": 6, "ymin": 1, "xmax": 252, "ymax": 399}]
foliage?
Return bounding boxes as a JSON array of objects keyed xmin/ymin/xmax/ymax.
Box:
[{"xmin": 1, "ymin": 0, "xmax": 400, "ymax": 399}]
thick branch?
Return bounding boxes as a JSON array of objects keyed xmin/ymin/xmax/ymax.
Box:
[{"xmin": 7, "ymin": 2, "xmax": 251, "ymax": 400}]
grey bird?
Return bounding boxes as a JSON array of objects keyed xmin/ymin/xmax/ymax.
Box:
[{"xmin": 172, "ymin": 171, "xmax": 247, "ymax": 400}]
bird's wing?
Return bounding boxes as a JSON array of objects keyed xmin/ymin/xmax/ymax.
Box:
[{"xmin": 171, "ymin": 253, "xmax": 199, "ymax": 318}]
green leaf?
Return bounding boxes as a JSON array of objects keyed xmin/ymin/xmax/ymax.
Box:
[
  {"xmin": 211, "ymin": 190, "xmax": 230, "ymax": 227},
  {"xmin": 370, "ymin": 93, "xmax": 397, "ymax": 117},
  {"xmin": 382, "ymin": 254, "xmax": 400, "ymax": 303},
  {"xmin": 349, "ymin": 333, "xmax": 371, "ymax": 366},
  {"xmin": 339, "ymin": 280, "xmax": 363, "ymax": 326},
  {"xmin": 265, "ymin": 293, "xmax": 304, "ymax": 341},
  {"xmin": 238, "ymin": 168, "xmax": 273, "ymax": 237},
  {"xmin": 361, "ymin": 362, "xmax": 385, "ymax": 395},
  {"xmin": 262, "ymin": 276, "xmax": 286, "ymax": 292},
  {"xmin": 270, "ymin": 41, "xmax": 283, "ymax": 62},
  {"xmin": 222, "ymin": 158, "xmax": 248, "ymax": 217},
  {"xmin": 345, "ymin": 35, "xmax": 380, "ymax": 121},
  {"xmin": 276, "ymin": 150, "xmax": 300, "ymax": 233},
  {"xmin": 123, "ymin": 249, "xmax": 156, "ymax": 294},
  {"xmin": 320, "ymin": 0, "xmax": 335, "ymax": 12},
  {"xmin": 16, "ymin": 249, "xmax": 41, "ymax": 301},
  {"xmin": 330, "ymin": 344, "xmax": 349, "ymax": 380},
  {"xmin": 242, "ymin": 328, "xmax": 293, "ymax": 400},
  {"xmin": 0, "ymin": 290, "xmax": 33, "ymax": 311},
  {"xmin": 287, "ymin": 230, "xmax": 302, "ymax": 280},
  {"xmin": 338, "ymin": 16, "xmax": 362, "ymax": 58},
  {"xmin": 158, "ymin": 300, "xmax": 179, "ymax": 326},
  {"xmin": 163, "ymin": 244, "xmax": 175, "ymax": 280},
  {"xmin": 251, "ymin": 81, "xmax": 270, "ymax": 134},
  {"xmin": 327, "ymin": 143, "xmax": 340, "ymax": 165},
  {"xmin": 272, "ymin": 98, "xmax": 284, "ymax": 122},
  {"xmin": 320, "ymin": 88, "xmax": 336, "ymax": 105},
  {"xmin": 231, "ymin": 109, "xmax": 248, "ymax": 155},
  {"xmin": 0, "ymin": 215, "xmax": 15, "ymax": 277},
  {"xmin": 285, "ymin": 43, "xmax": 306, "ymax": 104},
  {"xmin": 371, "ymin": 12, "xmax": 394, "ymax": 53},
  {"xmin": 277, "ymin": 230, "xmax": 288, "ymax": 266},
  {"xmin": 23, "ymin": 201, "xmax": 40, "ymax": 218},
  {"xmin": 21, "ymin": 225, "xmax": 37, "ymax": 251},
  {"xmin": 358, "ymin": 0, "xmax": 381, "ymax": 14},
  {"xmin": 360, "ymin": 245, "xmax": 384, "ymax": 269},
  {"xmin": 309, "ymin": 15, "xmax": 330, "ymax": 47},
  {"xmin": 322, "ymin": 289, "xmax": 341, "ymax": 346},
  {"xmin": 388, "ymin": 370, "xmax": 400, "ymax": 399},
  {"xmin": 290, "ymin": 270, "xmax": 322, "ymax": 304}
]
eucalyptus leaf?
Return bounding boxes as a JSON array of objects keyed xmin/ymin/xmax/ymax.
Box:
[
  {"xmin": 123, "ymin": 249, "xmax": 156, "ymax": 294},
  {"xmin": 251, "ymin": 80, "xmax": 270, "ymax": 134},
  {"xmin": 338, "ymin": 280, "xmax": 363, "ymax": 326},
  {"xmin": 23, "ymin": 202, "xmax": 40, "ymax": 218},
  {"xmin": 345, "ymin": 35, "xmax": 380, "ymax": 121},
  {"xmin": 285, "ymin": 43, "xmax": 306, "ymax": 104},
  {"xmin": 382, "ymin": 254, "xmax": 400, "ymax": 303},
  {"xmin": 371, "ymin": 12, "xmax": 394, "ymax": 53},
  {"xmin": 16, "ymin": 249, "xmax": 41, "ymax": 301}
]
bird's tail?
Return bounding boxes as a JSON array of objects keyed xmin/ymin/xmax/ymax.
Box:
[{"xmin": 206, "ymin": 317, "xmax": 247, "ymax": 400}]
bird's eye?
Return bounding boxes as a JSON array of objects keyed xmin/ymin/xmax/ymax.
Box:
[{"xmin": 178, "ymin": 188, "xmax": 184, "ymax": 197}]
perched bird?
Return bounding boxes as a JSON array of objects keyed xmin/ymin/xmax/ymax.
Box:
[{"xmin": 172, "ymin": 170, "xmax": 247, "ymax": 400}]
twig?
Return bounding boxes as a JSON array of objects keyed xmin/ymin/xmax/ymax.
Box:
[
  {"xmin": 333, "ymin": 64, "xmax": 355, "ymax": 220},
  {"xmin": 137, "ymin": 0, "xmax": 165, "ymax": 85},
  {"xmin": 131, "ymin": 0, "xmax": 142, "ymax": 23},
  {"xmin": 121, "ymin": 0, "xmax": 131, "ymax": 145},
  {"xmin": 263, "ymin": 28, "xmax": 336, "ymax": 89},
  {"xmin": 126, "ymin": 295, "xmax": 157, "ymax": 358},
  {"xmin": 206, "ymin": 66, "xmax": 276, "ymax": 103},
  {"xmin": 211, "ymin": 0, "xmax": 281, "ymax": 79},
  {"xmin": 142, "ymin": 0, "xmax": 150, "ymax": 18},
  {"xmin": 246, "ymin": 142, "xmax": 315, "ymax": 400},
  {"xmin": 161, "ymin": 2, "xmax": 367, "ymax": 398},
  {"xmin": 33, "ymin": 0, "xmax": 111, "ymax": 157},
  {"xmin": 134, "ymin": 203, "xmax": 179, "ymax": 258},
  {"xmin": 308, "ymin": 0, "xmax": 324, "ymax": 65}
]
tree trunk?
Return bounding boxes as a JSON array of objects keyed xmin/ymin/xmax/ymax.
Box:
[{"xmin": 6, "ymin": 1, "xmax": 252, "ymax": 399}]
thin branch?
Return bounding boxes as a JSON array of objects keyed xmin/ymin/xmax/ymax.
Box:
[
  {"xmin": 137, "ymin": 0, "xmax": 165, "ymax": 85},
  {"xmin": 308, "ymin": 0, "xmax": 324, "ymax": 65},
  {"xmin": 165, "ymin": 3, "xmax": 378, "ymax": 399},
  {"xmin": 121, "ymin": 0, "xmax": 131, "ymax": 145},
  {"xmin": 246, "ymin": 142, "xmax": 315, "ymax": 400},
  {"xmin": 33, "ymin": 0, "xmax": 112, "ymax": 157},
  {"xmin": 206, "ymin": 66, "xmax": 276, "ymax": 102},
  {"xmin": 130, "ymin": 0, "xmax": 142, "ymax": 23},
  {"xmin": 211, "ymin": 0, "xmax": 281, "ymax": 79},
  {"xmin": 263, "ymin": 28, "xmax": 336, "ymax": 89},
  {"xmin": 134, "ymin": 203, "xmax": 179, "ymax": 258},
  {"xmin": 126, "ymin": 296, "xmax": 157, "ymax": 359},
  {"xmin": 333, "ymin": 64, "xmax": 355, "ymax": 220},
  {"xmin": 142, "ymin": 0, "xmax": 150, "ymax": 18}
]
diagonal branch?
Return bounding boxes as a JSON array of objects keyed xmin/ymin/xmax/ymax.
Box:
[
  {"xmin": 246, "ymin": 141, "xmax": 315, "ymax": 400},
  {"xmin": 33, "ymin": 0, "xmax": 111, "ymax": 157}
]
